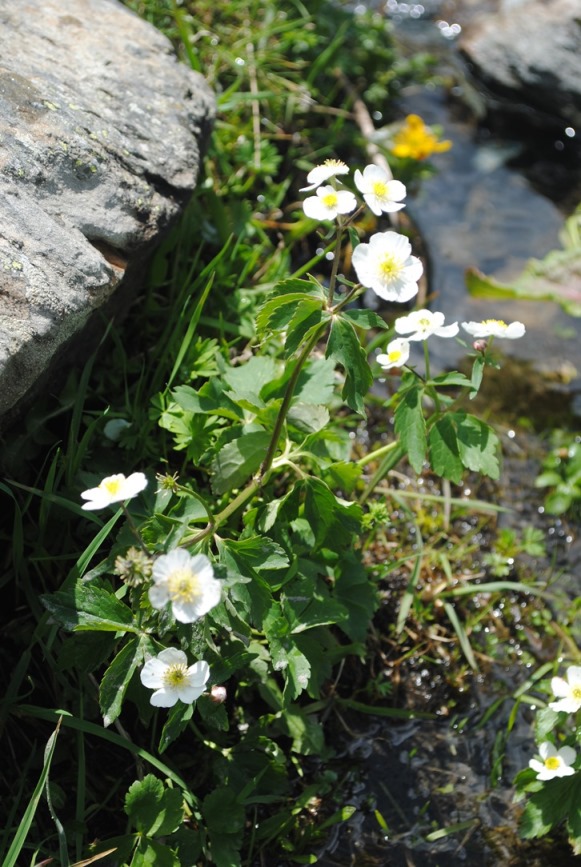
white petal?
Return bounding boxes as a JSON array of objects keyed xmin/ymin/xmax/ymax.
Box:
[
  {"xmin": 558, "ymin": 745, "xmax": 577, "ymax": 765},
  {"xmin": 549, "ymin": 697, "xmax": 580, "ymax": 714},
  {"xmin": 152, "ymin": 548, "xmax": 192, "ymax": 581},
  {"xmin": 124, "ymin": 472, "xmax": 148, "ymax": 497},
  {"xmin": 505, "ymin": 322, "xmax": 526, "ymax": 339},
  {"xmin": 150, "ymin": 687, "xmax": 179, "ymax": 708},
  {"xmin": 539, "ymin": 742, "xmax": 557, "ymax": 760},
  {"xmin": 140, "ymin": 657, "xmax": 168, "ymax": 688},
  {"xmin": 303, "ymin": 195, "xmax": 333, "ymax": 221},
  {"xmin": 566, "ymin": 665, "xmax": 581, "ymax": 684},
  {"xmin": 157, "ymin": 647, "xmax": 188, "ymax": 667},
  {"xmin": 551, "ymin": 675, "xmax": 571, "ymax": 698},
  {"xmin": 148, "ymin": 584, "xmax": 170, "ymax": 609},
  {"xmin": 172, "ymin": 601, "xmax": 201, "ymax": 624},
  {"xmin": 435, "ymin": 322, "xmax": 459, "ymax": 338},
  {"xmin": 529, "ymin": 759, "xmax": 544, "ymax": 774},
  {"xmin": 186, "ymin": 660, "xmax": 211, "ymax": 687},
  {"xmin": 176, "ymin": 683, "xmax": 206, "ymax": 704}
]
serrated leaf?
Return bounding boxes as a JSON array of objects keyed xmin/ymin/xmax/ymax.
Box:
[
  {"xmin": 99, "ymin": 637, "xmax": 143, "ymax": 727},
  {"xmin": 342, "ymin": 308, "xmax": 389, "ymax": 330},
  {"xmin": 283, "ymin": 645, "xmax": 311, "ymax": 702},
  {"xmin": 300, "ymin": 477, "xmax": 362, "ymax": 549},
  {"xmin": 288, "ymin": 402, "xmax": 330, "ymax": 433},
  {"xmin": 158, "ymin": 702, "xmax": 194, "ymax": 753},
  {"xmin": 41, "ymin": 582, "xmax": 134, "ymax": 633},
  {"xmin": 203, "ymin": 787, "xmax": 245, "ymax": 834},
  {"xmin": 394, "ymin": 384, "xmax": 427, "ymax": 473},
  {"xmin": 222, "ymin": 356, "xmax": 278, "ymax": 410},
  {"xmin": 284, "ymin": 300, "xmax": 326, "ymax": 357},
  {"xmin": 454, "ymin": 413, "xmax": 500, "ymax": 479},
  {"xmin": 220, "ymin": 536, "xmax": 289, "ymax": 571},
  {"xmin": 280, "ymin": 705, "xmax": 325, "ymax": 755},
  {"xmin": 294, "ymin": 357, "xmax": 336, "ymax": 405},
  {"xmin": 125, "ymin": 774, "xmax": 184, "ymax": 837},
  {"xmin": 324, "ymin": 461, "xmax": 363, "ymax": 494},
  {"xmin": 326, "ymin": 315, "xmax": 372, "ymax": 414},
  {"xmin": 211, "ymin": 430, "xmax": 271, "ymax": 494},
  {"xmin": 130, "ymin": 838, "xmax": 180, "ymax": 867},
  {"xmin": 256, "ymin": 293, "xmax": 313, "ymax": 336},
  {"xmin": 428, "ymin": 416, "xmax": 463, "ymax": 483}
]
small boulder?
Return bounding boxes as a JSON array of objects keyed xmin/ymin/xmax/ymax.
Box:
[
  {"xmin": 459, "ymin": 0, "xmax": 581, "ymax": 129},
  {"xmin": 0, "ymin": 0, "xmax": 215, "ymax": 424}
]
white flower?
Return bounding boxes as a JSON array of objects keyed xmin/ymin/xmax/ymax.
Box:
[
  {"xmin": 81, "ymin": 472, "xmax": 148, "ymax": 510},
  {"xmin": 299, "ymin": 159, "xmax": 349, "ymax": 191},
  {"xmin": 395, "ymin": 309, "xmax": 458, "ymax": 341},
  {"xmin": 302, "ymin": 185, "xmax": 357, "ymax": 221},
  {"xmin": 149, "ymin": 547, "xmax": 221, "ymax": 624},
  {"xmin": 461, "ymin": 319, "xmax": 525, "ymax": 339},
  {"xmin": 140, "ymin": 648, "xmax": 210, "ymax": 708},
  {"xmin": 549, "ymin": 665, "xmax": 581, "ymax": 714},
  {"xmin": 377, "ymin": 338, "xmax": 410, "ymax": 370},
  {"xmin": 352, "ymin": 231, "xmax": 423, "ymax": 303},
  {"xmin": 529, "ymin": 742, "xmax": 577, "ymax": 781},
  {"xmin": 354, "ymin": 165, "xmax": 406, "ymax": 216}
]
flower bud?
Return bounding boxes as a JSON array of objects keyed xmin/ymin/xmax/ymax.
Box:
[
  {"xmin": 473, "ymin": 339, "xmax": 487, "ymax": 352},
  {"xmin": 210, "ymin": 685, "xmax": 227, "ymax": 704}
]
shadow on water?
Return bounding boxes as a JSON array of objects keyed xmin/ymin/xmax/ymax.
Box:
[{"xmin": 319, "ymin": 2, "xmax": 581, "ymax": 864}]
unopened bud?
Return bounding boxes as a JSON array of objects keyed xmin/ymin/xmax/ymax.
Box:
[
  {"xmin": 210, "ymin": 685, "xmax": 227, "ymax": 704},
  {"xmin": 473, "ymin": 339, "xmax": 487, "ymax": 352}
]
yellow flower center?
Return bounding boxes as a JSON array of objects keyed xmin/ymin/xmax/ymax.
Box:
[
  {"xmin": 372, "ymin": 180, "xmax": 388, "ymax": 198},
  {"xmin": 102, "ymin": 478, "xmax": 122, "ymax": 496},
  {"xmin": 388, "ymin": 349, "xmax": 403, "ymax": 363},
  {"xmin": 418, "ymin": 317, "xmax": 431, "ymax": 328},
  {"xmin": 544, "ymin": 756, "xmax": 561, "ymax": 771},
  {"xmin": 378, "ymin": 254, "xmax": 400, "ymax": 281},
  {"xmin": 164, "ymin": 663, "xmax": 188, "ymax": 688},
  {"xmin": 483, "ymin": 319, "xmax": 506, "ymax": 328},
  {"xmin": 322, "ymin": 192, "xmax": 338, "ymax": 209},
  {"xmin": 167, "ymin": 568, "xmax": 200, "ymax": 603},
  {"xmin": 324, "ymin": 158, "xmax": 346, "ymax": 170},
  {"xmin": 572, "ymin": 686, "xmax": 581, "ymax": 701}
]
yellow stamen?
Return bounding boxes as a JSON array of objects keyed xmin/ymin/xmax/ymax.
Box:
[
  {"xmin": 572, "ymin": 686, "xmax": 581, "ymax": 701},
  {"xmin": 102, "ymin": 478, "xmax": 122, "ymax": 495},
  {"xmin": 167, "ymin": 568, "xmax": 200, "ymax": 603},
  {"xmin": 322, "ymin": 192, "xmax": 338, "ymax": 208},
  {"xmin": 372, "ymin": 180, "xmax": 388, "ymax": 198},
  {"xmin": 388, "ymin": 350, "xmax": 402, "ymax": 363},
  {"xmin": 544, "ymin": 756, "xmax": 561, "ymax": 771},
  {"xmin": 378, "ymin": 254, "xmax": 400, "ymax": 281},
  {"xmin": 164, "ymin": 663, "xmax": 188, "ymax": 688},
  {"xmin": 418, "ymin": 317, "xmax": 431, "ymax": 328},
  {"xmin": 483, "ymin": 319, "xmax": 506, "ymax": 327}
]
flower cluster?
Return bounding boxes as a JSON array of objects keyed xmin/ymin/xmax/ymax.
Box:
[
  {"xmin": 390, "ymin": 113, "xmax": 452, "ymax": 161},
  {"xmin": 525, "ymin": 664, "xmax": 580, "ymax": 782}
]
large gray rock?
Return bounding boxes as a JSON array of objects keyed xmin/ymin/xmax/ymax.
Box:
[
  {"xmin": 0, "ymin": 0, "xmax": 215, "ymax": 423},
  {"xmin": 459, "ymin": 0, "xmax": 581, "ymax": 128}
]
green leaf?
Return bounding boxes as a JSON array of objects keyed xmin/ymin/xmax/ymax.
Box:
[
  {"xmin": 197, "ymin": 695, "xmax": 229, "ymax": 731},
  {"xmin": 41, "ymin": 581, "xmax": 135, "ymax": 633},
  {"xmin": 279, "ymin": 705, "xmax": 325, "ymax": 755},
  {"xmin": 535, "ymin": 707, "xmax": 560, "ymax": 741},
  {"xmin": 125, "ymin": 774, "xmax": 184, "ymax": 837},
  {"xmin": 211, "ymin": 430, "xmax": 271, "ymax": 494},
  {"xmin": 324, "ymin": 461, "xmax": 363, "ymax": 494},
  {"xmin": 223, "ymin": 356, "xmax": 278, "ymax": 410},
  {"xmin": 326, "ymin": 315, "xmax": 373, "ymax": 414},
  {"xmin": 158, "ymin": 702, "xmax": 195, "ymax": 753},
  {"xmin": 283, "ymin": 645, "xmax": 312, "ymax": 702},
  {"xmin": 428, "ymin": 416, "xmax": 464, "ymax": 483},
  {"xmin": 342, "ymin": 308, "xmax": 389, "ymax": 330},
  {"xmin": 220, "ymin": 536, "xmax": 289, "ymax": 571},
  {"xmin": 394, "ymin": 384, "xmax": 427, "ymax": 473},
  {"xmin": 454, "ymin": 413, "xmax": 500, "ymax": 479},
  {"xmin": 294, "ymin": 357, "xmax": 336, "ymax": 405},
  {"xmin": 256, "ymin": 293, "xmax": 315, "ymax": 336},
  {"xmin": 284, "ymin": 301, "xmax": 326, "ymax": 357},
  {"xmin": 99, "ymin": 637, "xmax": 145, "ymax": 727},
  {"xmin": 430, "ymin": 372, "xmax": 472, "ymax": 388},
  {"xmin": 287, "ymin": 402, "xmax": 330, "ymax": 434},
  {"xmin": 334, "ymin": 553, "xmax": 378, "ymax": 642},
  {"xmin": 203, "ymin": 787, "xmax": 245, "ymax": 836},
  {"xmin": 130, "ymin": 838, "xmax": 180, "ymax": 867},
  {"xmin": 470, "ymin": 355, "xmax": 485, "ymax": 398},
  {"xmin": 300, "ymin": 478, "xmax": 362, "ymax": 549}
]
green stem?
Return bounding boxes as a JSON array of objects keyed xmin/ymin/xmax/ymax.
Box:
[
  {"xmin": 259, "ymin": 322, "xmax": 327, "ymax": 480},
  {"xmin": 331, "ymin": 283, "xmax": 364, "ymax": 314},
  {"xmin": 121, "ymin": 505, "xmax": 149, "ymax": 555},
  {"xmin": 359, "ymin": 442, "xmax": 406, "ymax": 504},
  {"xmin": 356, "ymin": 440, "xmax": 400, "ymax": 468},
  {"xmin": 423, "ymin": 340, "xmax": 441, "ymax": 413},
  {"xmin": 327, "ymin": 224, "xmax": 344, "ymax": 306},
  {"xmin": 183, "ymin": 478, "xmax": 261, "ymax": 547}
]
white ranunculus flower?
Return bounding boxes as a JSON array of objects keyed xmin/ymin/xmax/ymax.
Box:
[
  {"xmin": 354, "ymin": 164, "xmax": 406, "ymax": 216},
  {"xmin": 302, "ymin": 185, "xmax": 357, "ymax": 221},
  {"xmin": 549, "ymin": 665, "xmax": 581, "ymax": 714},
  {"xmin": 461, "ymin": 319, "xmax": 525, "ymax": 339},
  {"xmin": 352, "ymin": 231, "xmax": 423, "ymax": 303},
  {"xmin": 376, "ymin": 338, "xmax": 410, "ymax": 370},
  {"xmin": 299, "ymin": 158, "xmax": 349, "ymax": 191},
  {"xmin": 395, "ymin": 309, "xmax": 458, "ymax": 341},
  {"xmin": 529, "ymin": 742, "xmax": 576, "ymax": 781},
  {"xmin": 140, "ymin": 648, "xmax": 210, "ymax": 708},
  {"xmin": 149, "ymin": 547, "xmax": 221, "ymax": 624},
  {"xmin": 81, "ymin": 472, "xmax": 148, "ymax": 510}
]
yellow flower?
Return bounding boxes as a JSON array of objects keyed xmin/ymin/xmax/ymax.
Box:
[{"xmin": 390, "ymin": 114, "xmax": 452, "ymax": 161}]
